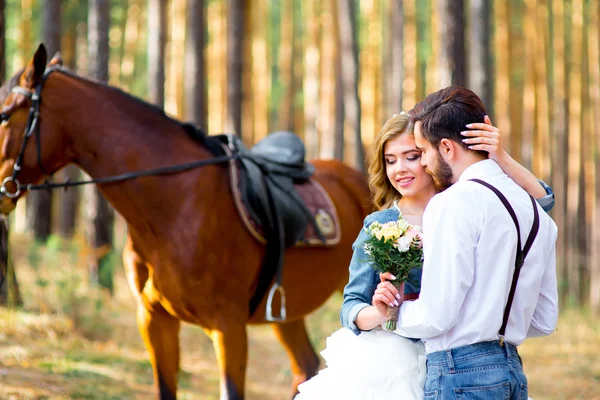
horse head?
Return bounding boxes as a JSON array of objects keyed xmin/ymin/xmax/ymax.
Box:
[{"xmin": 0, "ymin": 44, "xmax": 70, "ymax": 214}]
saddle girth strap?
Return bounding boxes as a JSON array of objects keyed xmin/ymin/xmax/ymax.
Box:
[{"xmin": 468, "ymin": 179, "xmax": 540, "ymax": 344}]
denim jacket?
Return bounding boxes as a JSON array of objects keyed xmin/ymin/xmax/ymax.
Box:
[{"xmin": 340, "ymin": 180, "xmax": 555, "ymax": 336}]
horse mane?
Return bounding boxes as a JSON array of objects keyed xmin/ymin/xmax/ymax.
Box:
[
  {"xmin": 0, "ymin": 68, "xmax": 25, "ymax": 102},
  {"xmin": 55, "ymin": 68, "xmax": 226, "ymax": 156}
]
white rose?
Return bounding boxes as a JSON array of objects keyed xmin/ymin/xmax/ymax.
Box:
[{"xmin": 394, "ymin": 236, "xmax": 412, "ymax": 252}]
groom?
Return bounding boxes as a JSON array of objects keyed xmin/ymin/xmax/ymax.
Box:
[{"xmin": 392, "ymin": 87, "xmax": 558, "ymax": 398}]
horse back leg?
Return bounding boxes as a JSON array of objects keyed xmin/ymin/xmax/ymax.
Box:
[
  {"xmin": 271, "ymin": 318, "xmax": 320, "ymax": 399},
  {"xmin": 210, "ymin": 325, "xmax": 248, "ymax": 400},
  {"xmin": 137, "ymin": 304, "xmax": 181, "ymax": 400}
]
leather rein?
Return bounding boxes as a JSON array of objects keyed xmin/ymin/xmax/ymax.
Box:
[{"xmin": 0, "ymin": 66, "xmax": 239, "ymax": 199}]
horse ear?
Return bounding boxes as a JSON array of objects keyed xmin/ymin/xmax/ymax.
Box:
[
  {"xmin": 48, "ymin": 52, "xmax": 63, "ymax": 67},
  {"xmin": 21, "ymin": 44, "xmax": 48, "ymax": 88}
]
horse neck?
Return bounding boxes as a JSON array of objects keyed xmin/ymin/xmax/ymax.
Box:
[{"xmin": 44, "ymin": 72, "xmax": 221, "ymax": 231}]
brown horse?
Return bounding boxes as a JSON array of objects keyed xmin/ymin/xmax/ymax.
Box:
[{"xmin": 0, "ymin": 45, "xmax": 370, "ymax": 399}]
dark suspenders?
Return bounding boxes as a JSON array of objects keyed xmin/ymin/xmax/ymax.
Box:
[{"xmin": 469, "ymin": 179, "xmax": 540, "ymax": 346}]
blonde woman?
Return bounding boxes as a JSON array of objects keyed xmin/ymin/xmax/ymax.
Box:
[{"xmin": 296, "ymin": 113, "xmax": 554, "ymax": 399}]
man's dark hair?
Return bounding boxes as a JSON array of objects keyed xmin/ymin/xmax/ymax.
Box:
[{"xmin": 408, "ymin": 86, "xmax": 487, "ymax": 151}]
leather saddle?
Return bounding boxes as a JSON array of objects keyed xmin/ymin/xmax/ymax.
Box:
[
  {"xmin": 189, "ymin": 127, "xmax": 327, "ymax": 319},
  {"xmin": 233, "ymin": 131, "xmax": 323, "ymax": 248}
]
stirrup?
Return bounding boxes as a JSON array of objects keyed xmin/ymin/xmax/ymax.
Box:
[{"xmin": 265, "ymin": 283, "xmax": 287, "ymax": 322}]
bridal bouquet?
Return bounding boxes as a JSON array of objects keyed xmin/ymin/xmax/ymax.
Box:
[{"xmin": 363, "ymin": 215, "xmax": 423, "ymax": 330}]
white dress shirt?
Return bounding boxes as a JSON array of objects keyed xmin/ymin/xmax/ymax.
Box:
[{"xmin": 392, "ymin": 159, "xmax": 558, "ymax": 354}]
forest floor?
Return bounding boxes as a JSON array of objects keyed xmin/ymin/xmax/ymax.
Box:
[{"xmin": 0, "ymin": 234, "xmax": 599, "ymax": 399}]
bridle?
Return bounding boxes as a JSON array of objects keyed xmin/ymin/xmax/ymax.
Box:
[{"xmin": 0, "ymin": 66, "xmax": 238, "ymax": 199}]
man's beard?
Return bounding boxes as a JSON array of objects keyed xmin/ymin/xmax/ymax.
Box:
[{"xmin": 427, "ymin": 151, "xmax": 453, "ymax": 192}]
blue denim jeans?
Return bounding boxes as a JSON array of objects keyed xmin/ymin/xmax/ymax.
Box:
[{"xmin": 424, "ymin": 341, "xmax": 528, "ymax": 400}]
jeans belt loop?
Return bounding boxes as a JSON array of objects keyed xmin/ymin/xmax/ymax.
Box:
[{"xmin": 445, "ymin": 349, "xmax": 455, "ymax": 374}]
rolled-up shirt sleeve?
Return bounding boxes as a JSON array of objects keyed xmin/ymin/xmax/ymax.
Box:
[
  {"xmin": 392, "ymin": 194, "xmax": 479, "ymax": 339},
  {"xmin": 536, "ymin": 180, "xmax": 555, "ymax": 213}
]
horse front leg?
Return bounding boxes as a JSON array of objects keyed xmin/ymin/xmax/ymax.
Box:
[
  {"xmin": 210, "ymin": 324, "xmax": 248, "ymax": 400},
  {"xmin": 271, "ymin": 318, "xmax": 320, "ymax": 399},
  {"xmin": 137, "ymin": 304, "xmax": 181, "ymax": 400}
]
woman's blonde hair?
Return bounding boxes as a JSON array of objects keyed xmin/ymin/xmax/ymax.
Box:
[{"xmin": 368, "ymin": 113, "xmax": 413, "ymax": 210}]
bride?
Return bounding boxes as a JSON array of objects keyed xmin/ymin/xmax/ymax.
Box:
[{"xmin": 295, "ymin": 112, "xmax": 555, "ymax": 399}]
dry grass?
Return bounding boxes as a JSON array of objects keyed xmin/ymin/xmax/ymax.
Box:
[{"xmin": 0, "ymin": 234, "xmax": 599, "ymax": 399}]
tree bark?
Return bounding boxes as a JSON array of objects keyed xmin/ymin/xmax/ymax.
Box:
[
  {"xmin": 437, "ymin": 0, "xmax": 466, "ymax": 87},
  {"xmin": 0, "ymin": 3, "xmax": 22, "ymax": 306},
  {"xmin": 469, "ymin": 0, "xmax": 494, "ymax": 117},
  {"xmin": 226, "ymin": 0, "xmax": 244, "ymax": 136},
  {"xmin": 27, "ymin": 0, "xmax": 62, "ymax": 242},
  {"xmin": 147, "ymin": 0, "xmax": 167, "ymax": 108},
  {"xmin": 333, "ymin": 0, "xmax": 344, "ymax": 161},
  {"xmin": 337, "ymin": 0, "xmax": 364, "ymax": 172},
  {"xmin": 184, "ymin": 0, "xmax": 206, "ymax": 129},
  {"xmin": 0, "ymin": 0, "xmax": 4, "ymax": 82},
  {"xmin": 278, "ymin": 0, "xmax": 295, "ymax": 132},
  {"xmin": 0, "ymin": 218, "xmax": 22, "ymax": 307},
  {"xmin": 87, "ymin": 0, "xmax": 115, "ymax": 293}
]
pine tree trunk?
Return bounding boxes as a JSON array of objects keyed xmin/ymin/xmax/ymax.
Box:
[
  {"xmin": 589, "ymin": 0, "xmax": 600, "ymax": 314},
  {"xmin": 469, "ymin": 0, "xmax": 493, "ymax": 116},
  {"xmin": 0, "ymin": 3, "xmax": 22, "ymax": 306},
  {"xmin": 56, "ymin": 13, "xmax": 80, "ymax": 239},
  {"xmin": 337, "ymin": 0, "xmax": 364, "ymax": 172},
  {"xmin": 87, "ymin": 0, "xmax": 115, "ymax": 293},
  {"xmin": 184, "ymin": 0, "xmax": 206, "ymax": 129},
  {"xmin": 304, "ymin": 0, "xmax": 320, "ymax": 159},
  {"xmin": 278, "ymin": 0, "xmax": 295, "ymax": 132},
  {"xmin": 551, "ymin": 0, "xmax": 569, "ymax": 305},
  {"xmin": 28, "ymin": 0, "xmax": 62, "ymax": 242},
  {"xmin": 437, "ymin": 0, "xmax": 466, "ymax": 87},
  {"xmin": 0, "ymin": 218, "xmax": 22, "ymax": 307},
  {"xmin": 333, "ymin": 0, "xmax": 344, "ymax": 161},
  {"xmin": 318, "ymin": 1, "xmax": 336, "ymax": 159},
  {"xmin": 148, "ymin": 0, "xmax": 167, "ymax": 108},
  {"xmin": 226, "ymin": 0, "xmax": 244, "ymax": 136},
  {"xmin": 0, "ymin": 0, "xmax": 4, "ymax": 82},
  {"xmin": 251, "ymin": 0, "xmax": 269, "ymax": 143}
]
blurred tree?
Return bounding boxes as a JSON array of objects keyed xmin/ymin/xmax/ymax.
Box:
[
  {"xmin": 318, "ymin": 0, "xmax": 336, "ymax": 159},
  {"xmin": 507, "ymin": 0, "xmax": 526, "ymax": 164},
  {"xmin": 148, "ymin": 0, "xmax": 166, "ymax": 108},
  {"xmin": 0, "ymin": 0, "xmax": 3, "ymax": 82},
  {"xmin": 333, "ymin": 0, "xmax": 344, "ymax": 161},
  {"xmin": 437, "ymin": 0, "xmax": 465, "ymax": 87},
  {"xmin": 590, "ymin": 0, "xmax": 600, "ymax": 314},
  {"xmin": 415, "ymin": 0, "xmax": 430, "ymax": 102},
  {"xmin": 0, "ymin": 0, "xmax": 22, "ymax": 307},
  {"xmin": 550, "ymin": 0, "xmax": 569, "ymax": 304},
  {"xmin": 226, "ymin": 0, "xmax": 243, "ymax": 136},
  {"xmin": 337, "ymin": 0, "xmax": 364, "ymax": 172},
  {"xmin": 304, "ymin": 0, "xmax": 320, "ymax": 158},
  {"xmin": 86, "ymin": 0, "xmax": 115, "ymax": 293},
  {"xmin": 384, "ymin": 0, "xmax": 403, "ymax": 119},
  {"xmin": 252, "ymin": 0, "xmax": 269, "ymax": 142},
  {"xmin": 57, "ymin": 0, "xmax": 81, "ymax": 239},
  {"xmin": 26, "ymin": 0, "xmax": 61, "ymax": 242},
  {"xmin": 278, "ymin": 0, "xmax": 295, "ymax": 132},
  {"xmin": 468, "ymin": 0, "xmax": 493, "ymax": 117},
  {"xmin": 184, "ymin": 0, "xmax": 206, "ymax": 129}
]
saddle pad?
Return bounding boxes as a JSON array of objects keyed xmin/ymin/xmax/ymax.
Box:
[{"xmin": 224, "ymin": 145, "xmax": 341, "ymax": 247}]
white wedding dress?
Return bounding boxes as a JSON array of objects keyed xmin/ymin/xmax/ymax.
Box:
[{"xmin": 295, "ymin": 326, "xmax": 426, "ymax": 400}]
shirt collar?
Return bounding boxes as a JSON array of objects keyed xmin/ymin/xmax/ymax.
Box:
[{"xmin": 458, "ymin": 159, "xmax": 504, "ymax": 182}]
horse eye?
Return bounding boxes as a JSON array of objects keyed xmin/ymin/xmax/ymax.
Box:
[{"xmin": 0, "ymin": 113, "xmax": 8, "ymax": 123}]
